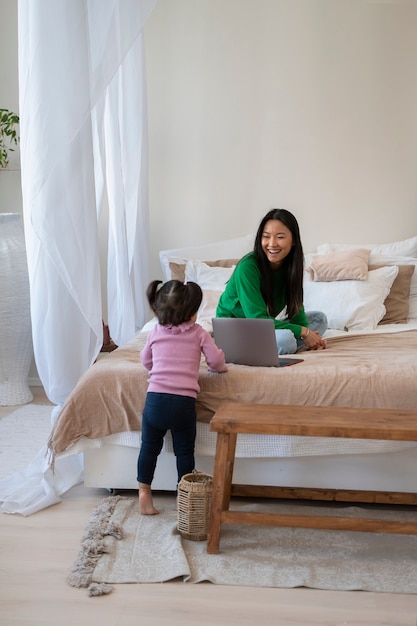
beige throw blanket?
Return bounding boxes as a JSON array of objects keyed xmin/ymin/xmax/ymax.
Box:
[{"xmin": 49, "ymin": 329, "xmax": 417, "ymax": 459}]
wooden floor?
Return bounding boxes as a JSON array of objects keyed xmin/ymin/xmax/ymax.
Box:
[{"xmin": 1, "ymin": 389, "xmax": 417, "ymax": 625}]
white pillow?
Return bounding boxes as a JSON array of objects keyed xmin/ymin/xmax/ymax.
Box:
[
  {"xmin": 303, "ymin": 266, "xmax": 399, "ymax": 331},
  {"xmin": 195, "ymin": 289, "xmax": 223, "ymax": 334},
  {"xmin": 185, "ymin": 260, "xmax": 235, "ymax": 290},
  {"xmin": 184, "ymin": 260, "xmax": 236, "ymax": 334},
  {"xmin": 317, "ymin": 235, "xmax": 417, "ymax": 259},
  {"xmin": 314, "ymin": 239, "xmax": 417, "ymax": 321}
]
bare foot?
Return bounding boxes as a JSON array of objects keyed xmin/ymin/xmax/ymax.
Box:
[{"xmin": 138, "ymin": 487, "xmax": 160, "ymax": 515}]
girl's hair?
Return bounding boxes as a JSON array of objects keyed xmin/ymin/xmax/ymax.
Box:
[
  {"xmin": 253, "ymin": 208, "xmax": 304, "ymax": 319},
  {"xmin": 146, "ymin": 280, "xmax": 203, "ymax": 326}
]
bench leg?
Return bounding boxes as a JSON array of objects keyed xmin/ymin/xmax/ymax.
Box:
[
  {"xmin": 223, "ymin": 432, "xmax": 237, "ymax": 509},
  {"xmin": 207, "ymin": 432, "xmax": 236, "ymax": 554}
]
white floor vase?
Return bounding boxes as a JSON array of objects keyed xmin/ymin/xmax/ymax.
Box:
[{"xmin": 0, "ymin": 212, "xmax": 33, "ymax": 405}]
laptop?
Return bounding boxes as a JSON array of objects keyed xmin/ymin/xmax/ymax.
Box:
[{"xmin": 212, "ymin": 318, "xmax": 304, "ymax": 367}]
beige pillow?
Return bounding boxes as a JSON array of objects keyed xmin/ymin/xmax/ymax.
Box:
[
  {"xmin": 370, "ymin": 264, "xmax": 415, "ymax": 324},
  {"xmin": 307, "ymin": 249, "xmax": 371, "ymax": 282},
  {"xmin": 169, "ymin": 262, "xmax": 187, "ymax": 281},
  {"xmin": 169, "ymin": 258, "xmax": 240, "ymax": 282}
]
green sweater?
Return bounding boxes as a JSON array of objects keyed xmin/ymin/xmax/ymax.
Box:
[{"xmin": 216, "ymin": 252, "xmax": 308, "ymax": 339}]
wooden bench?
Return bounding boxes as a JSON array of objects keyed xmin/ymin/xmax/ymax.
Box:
[{"xmin": 206, "ymin": 402, "xmax": 417, "ymax": 554}]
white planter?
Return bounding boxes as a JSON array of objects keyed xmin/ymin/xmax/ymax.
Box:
[{"xmin": 0, "ymin": 212, "xmax": 33, "ymax": 405}]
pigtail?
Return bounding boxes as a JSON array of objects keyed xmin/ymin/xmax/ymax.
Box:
[{"xmin": 146, "ymin": 280, "xmax": 163, "ymax": 314}]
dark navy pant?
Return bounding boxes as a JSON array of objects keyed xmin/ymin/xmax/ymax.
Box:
[{"xmin": 137, "ymin": 391, "xmax": 196, "ymax": 485}]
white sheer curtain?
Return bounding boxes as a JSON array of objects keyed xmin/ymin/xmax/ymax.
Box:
[
  {"xmin": 20, "ymin": 0, "xmax": 156, "ymax": 405},
  {"xmin": 103, "ymin": 33, "xmax": 151, "ymax": 349},
  {"xmin": 0, "ymin": 0, "xmax": 157, "ymax": 515}
]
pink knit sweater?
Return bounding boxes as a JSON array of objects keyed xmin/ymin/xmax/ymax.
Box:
[{"xmin": 140, "ymin": 321, "xmax": 227, "ymax": 398}]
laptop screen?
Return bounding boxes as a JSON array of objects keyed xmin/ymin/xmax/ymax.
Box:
[{"xmin": 212, "ymin": 318, "xmax": 303, "ymax": 367}]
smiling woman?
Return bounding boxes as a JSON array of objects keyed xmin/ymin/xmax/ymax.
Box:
[
  {"xmin": 215, "ymin": 209, "xmax": 328, "ymax": 355},
  {"xmin": 261, "ymin": 217, "xmax": 294, "ymax": 270}
]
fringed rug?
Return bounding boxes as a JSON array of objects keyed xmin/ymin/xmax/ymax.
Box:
[{"xmin": 68, "ymin": 495, "xmax": 417, "ymax": 596}]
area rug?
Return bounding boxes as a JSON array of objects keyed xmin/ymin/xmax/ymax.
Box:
[
  {"xmin": 0, "ymin": 404, "xmax": 53, "ymax": 478},
  {"xmin": 68, "ymin": 494, "xmax": 417, "ymax": 596}
]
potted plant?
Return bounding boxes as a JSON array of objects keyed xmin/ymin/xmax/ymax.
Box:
[{"xmin": 0, "ymin": 108, "xmax": 19, "ymax": 169}]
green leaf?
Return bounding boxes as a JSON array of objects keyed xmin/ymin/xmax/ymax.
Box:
[{"xmin": 0, "ymin": 108, "xmax": 20, "ymax": 169}]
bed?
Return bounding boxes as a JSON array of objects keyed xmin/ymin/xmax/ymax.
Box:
[{"xmin": 48, "ymin": 233, "xmax": 417, "ymax": 502}]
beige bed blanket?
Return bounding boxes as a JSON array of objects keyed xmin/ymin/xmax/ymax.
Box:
[{"xmin": 48, "ymin": 329, "xmax": 417, "ymax": 458}]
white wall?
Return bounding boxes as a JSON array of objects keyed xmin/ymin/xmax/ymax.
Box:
[
  {"xmin": 1, "ymin": 0, "xmax": 417, "ymax": 286},
  {"xmin": 144, "ymin": 0, "xmax": 417, "ymax": 277}
]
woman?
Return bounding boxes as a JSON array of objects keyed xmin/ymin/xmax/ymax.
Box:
[{"xmin": 216, "ymin": 209, "xmax": 327, "ymax": 354}]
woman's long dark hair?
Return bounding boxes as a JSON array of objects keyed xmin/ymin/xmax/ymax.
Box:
[
  {"xmin": 253, "ymin": 209, "xmax": 304, "ymax": 319},
  {"xmin": 147, "ymin": 280, "xmax": 203, "ymax": 326}
]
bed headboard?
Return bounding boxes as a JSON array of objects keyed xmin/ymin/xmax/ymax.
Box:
[{"xmin": 159, "ymin": 233, "xmax": 254, "ymax": 281}]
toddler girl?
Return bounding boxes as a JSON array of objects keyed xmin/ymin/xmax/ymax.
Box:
[{"xmin": 138, "ymin": 279, "xmax": 228, "ymax": 514}]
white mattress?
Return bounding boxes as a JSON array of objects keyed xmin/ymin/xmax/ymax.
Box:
[
  {"xmin": 56, "ymin": 321, "xmax": 417, "ymax": 463},
  {"xmin": 57, "ymin": 413, "xmax": 417, "ymax": 462}
]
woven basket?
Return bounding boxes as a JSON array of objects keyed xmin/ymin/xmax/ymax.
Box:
[{"xmin": 177, "ymin": 470, "xmax": 213, "ymax": 541}]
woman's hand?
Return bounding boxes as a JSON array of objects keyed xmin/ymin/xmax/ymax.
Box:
[{"xmin": 302, "ymin": 328, "xmax": 327, "ymax": 350}]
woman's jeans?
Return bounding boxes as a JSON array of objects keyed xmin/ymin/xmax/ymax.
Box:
[
  {"xmin": 275, "ymin": 311, "xmax": 328, "ymax": 355},
  {"xmin": 137, "ymin": 391, "xmax": 196, "ymax": 486}
]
